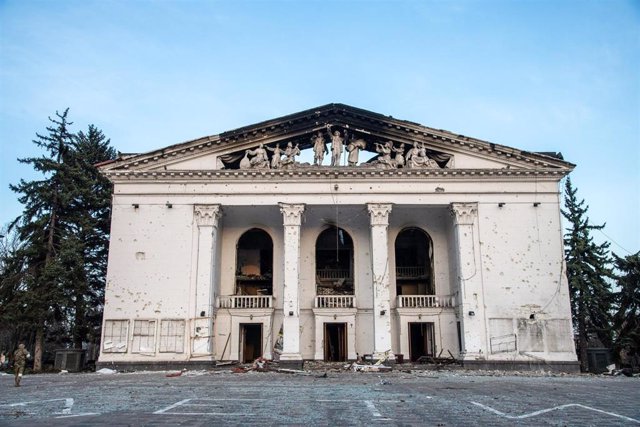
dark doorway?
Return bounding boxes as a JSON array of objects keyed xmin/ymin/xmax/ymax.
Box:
[
  {"xmin": 324, "ymin": 323, "xmax": 347, "ymax": 361},
  {"xmin": 409, "ymin": 322, "xmax": 435, "ymax": 362},
  {"xmin": 240, "ymin": 323, "xmax": 262, "ymax": 363}
]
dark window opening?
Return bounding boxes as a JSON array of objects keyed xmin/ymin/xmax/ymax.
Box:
[
  {"xmin": 236, "ymin": 228, "xmax": 273, "ymax": 295},
  {"xmin": 316, "ymin": 227, "xmax": 354, "ymax": 295},
  {"xmin": 395, "ymin": 227, "xmax": 434, "ymax": 295}
]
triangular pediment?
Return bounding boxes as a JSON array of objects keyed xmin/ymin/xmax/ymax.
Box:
[{"xmin": 100, "ymin": 104, "xmax": 574, "ymax": 176}]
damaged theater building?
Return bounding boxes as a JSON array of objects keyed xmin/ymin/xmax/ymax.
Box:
[{"xmin": 97, "ymin": 104, "xmax": 578, "ymax": 372}]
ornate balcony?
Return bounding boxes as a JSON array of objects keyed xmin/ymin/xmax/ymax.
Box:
[
  {"xmin": 217, "ymin": 295, "xmax": 273, "ymax": 309},
  {"xmin": 397, "ymin": 295, "xmax": 455, "ymax": 308},
  {"xmin": 395, "ymin": 266, "xmax": 427, "ymax": 278},
  {"xmin": 315, "ymin": 295, "xmax": 356, "ymax": 309}
]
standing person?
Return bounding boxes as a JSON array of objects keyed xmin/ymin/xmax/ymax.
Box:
[
  {"xmin": 0, "ymin": 351, "xmax": 6, "ymax": 370},
  {"xmin": 13, "ymin": 343, "xmax": 30, "ymax": 387}
]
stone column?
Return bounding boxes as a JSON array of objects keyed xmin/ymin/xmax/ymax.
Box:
[
  {"xmin": 192, "ymin": 204, "xmax": 221, "ymax": 356},
  {"xmin": 279, "ymin": 203, "xmax": 305, "ymax": 364},
  {"xmin": 450, "ymin": 203, "xmax": 487, "ymax": 360},
  {"xmin": 367, "ymin": 203, "xmax": 395, "ymax": 360}
]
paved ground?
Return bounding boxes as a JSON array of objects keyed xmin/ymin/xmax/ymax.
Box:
[{"xmin": 0, "ymin": 367, "xmax": 638, "ymax": 426}]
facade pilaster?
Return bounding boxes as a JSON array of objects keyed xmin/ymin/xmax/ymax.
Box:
[
  {"xmin": 450, "ymin": 202, "xmax": 487, "ymax": 360},
  {"xmin": 279, "ymin": 203, "xmax": 305, "ymax": 361},
  {"xmin": 367, "ymin": 203, "xmax": 395, "ymax": 360},
  {"xmin": 192, "ymin": 204, "xmax": 221, "ymax": 357}
]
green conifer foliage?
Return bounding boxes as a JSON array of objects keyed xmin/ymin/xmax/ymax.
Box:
[
  {"xmin": 4, "ymin": 110, "xmax": 115, "ymax": 371},
  {"xmin": 562, "ymin": 177, "xmax": 614, "ymax": 372},
  {"xmin": 612, "ymin": 252, "xmax": 640, "ymax": 367}
]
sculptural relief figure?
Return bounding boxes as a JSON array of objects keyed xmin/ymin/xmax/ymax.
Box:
[
  {"xmin": 244, "ymin": 143, "xmax": 270, "ymax": 169},
  {"xmin": 312, "ymin": 132, "xmax": 328, "ymax": 166},
  {"xmin": 280, "ymin": 142, "xmax": 300, "ymax": 169},
  {"xmin": 392, "ymin": 143, "xmax": 405, "ymax": 168},
  {"xmin": 266, "ymin": 143, "xmax": 283, "ymax": 169},
  {"xmin": 406, "ymin": 142, "xmax": 439, "ymax": 169},
  {"xmin": 239, "ymin": 152, "xmax": 251, "ymax": 169},
  {"xmin": 375, "ymin": 141, "xmax": 396, "ymax": 169},
  {"xmin": 346, "ymin": 137, "xmax": 366, "ymax": 166},
  {"xmin": 327, "ymin": 125, "xmax": 346, "ymax": 167}
]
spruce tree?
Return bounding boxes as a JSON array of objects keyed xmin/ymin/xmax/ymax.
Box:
[
  {"xmin": 562, "ymin": 177, "xmax": 614, "ymax": 372},
  {"xmin": 6, "ymin": 111, "xmax": 116, "ymax": 370},
  {"xmin": 8, "ymin": 109, "xmax": 77, "ymax": 371},
  {"xmin": 67, "ymin": 126, "xmax": 115, "ymax": 348},
  {"xmin": 612, "ymin": 252, "xmax": 640, "ymax": 367}
]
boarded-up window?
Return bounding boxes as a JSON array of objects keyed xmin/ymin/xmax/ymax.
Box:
[
  {"xmin": 160, "ymin": 319, "xmax": 185, "ymax": 353},
  {"xmin": 489, "ymin": 318, "xmax": 516, "ymax": 354},
  {"xmin": 132, "ymin": 320, "xmax": 156, "ymax": 353},
  {"xmin": 517, "ymin": 319, "xmax": 544, "ymax": 352},
  {"xmin": 103, "ymin": 320, "xmax": 129, "ymax": 353},
  {"xmin": 546, "ymin": 319, "xmax": 574, "ymax": 352}
]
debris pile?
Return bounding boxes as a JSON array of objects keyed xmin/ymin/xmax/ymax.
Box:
[
  {"xmin": 347, "ymin": 352, "xmax": 393, "ymax": 373},
  {"xmin": 415, "ymin": 350, "xmax": 460, "ymax": 367},
  {"xmin": 231, "ymin": 357, "xmax": 310, "ymax": 375}
]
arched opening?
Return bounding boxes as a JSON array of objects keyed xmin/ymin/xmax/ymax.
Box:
[
  {"xmin": 395, "ymin": 227, "xmax": 434, "ymax": 295},
  {"xmin": 315, "ymin": 226, "xmax": 354, "ymax": 295},
  {"xmin": 236, "ymin": 228, "xmax": 273, "ymax": 295}
]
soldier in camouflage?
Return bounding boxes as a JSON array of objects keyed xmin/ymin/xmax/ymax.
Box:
[{"xmin": 13, "ymin": 343, "xmax": 29, "ymax": 387}]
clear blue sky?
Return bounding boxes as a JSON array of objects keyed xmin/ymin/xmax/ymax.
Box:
[{"xmin": 1, "ymin": 0, "xmax": 638, "ymax": 255}]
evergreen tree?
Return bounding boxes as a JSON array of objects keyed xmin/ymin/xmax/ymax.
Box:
[
  {"xmin": 0, "ymin": 226, "xmax": 32, "ymax": 352},
  {"xmin": 612, "ymin": 252, "xmax": 640, "ymax": 367},
  {"xmin": 562, "ymin": 177, "xmax": 614, "ymax": 372},
  {"xmin": 8, "ymin": 109, "xmax": 77, "ymax": 371},
  {"xmin": 67, "ymin": 126, "xmax": 115, "ymax": 348},
  {"xmin": 5, "ymin": 111, "xmax": 115, "ymax": 370}
]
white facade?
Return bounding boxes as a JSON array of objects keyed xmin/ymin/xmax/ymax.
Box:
[{"xmin": 97, "ymin": 104, "xmax": 578, "ymax": 370}]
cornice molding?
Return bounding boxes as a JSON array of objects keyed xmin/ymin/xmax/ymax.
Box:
[{"xmin": 104, "ymin": 167, "xmax": 568, "ymax": 182}]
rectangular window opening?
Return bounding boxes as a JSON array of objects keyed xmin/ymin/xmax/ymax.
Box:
[
  {"xmin": 132, "ymin": 320, "xmax": 156, "ymax": 353},
  {"xmin": 103, "ymin": 320, "xmax": 129, "ymax": 353},
  {"xmin": 160, "ymin": 319, "xmax": 186, "ymax": 353}
]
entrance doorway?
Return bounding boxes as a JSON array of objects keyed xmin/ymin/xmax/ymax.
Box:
[
  {"xmin": 409, "ymin": 322, "xmax": 435, "ymax": 362},
  {"xmin": 240, "ymin": 323, "xmax": 262, "ymax": 363},
  {"xmin": 324, "ymin": 323, "xmax": 347, "ymax": 361}
]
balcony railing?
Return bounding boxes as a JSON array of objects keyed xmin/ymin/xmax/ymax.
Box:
[
  {"xmin": 217, "ymin": 295, "xmax": 273, "ymax": 309},
  {"xmin": 397, "ymin": 295, "xmax": 455, "ymax": 308},
  {"xmin": 315, "ymin": 295, "xmax": 356, "ymax": 309},
  {"xmin": 395, "ymin": 266, "xmax": 427, "ymax": 278},
  {"xmin": 316, "ymin": 269, "xmax": 351, "ymax": 280}
]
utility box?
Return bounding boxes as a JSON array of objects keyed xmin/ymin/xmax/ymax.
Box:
[
  {"xmin": 54, "ymin": 349, "xmax": 85, "ymax": 372},
  {"xmin": 587, "ymin": 348, "xmax": 612, "ymax": 373}
]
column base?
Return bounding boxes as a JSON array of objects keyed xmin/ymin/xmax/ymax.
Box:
[
  {"xmin": 373, "ymin": 351, "xmax": 395, "ymax": 363},
  {"xmin": 278, "ymin": 352, "xmax": 303, "ymax": 361},
  {"xmin": 461, "ymin": 352, "xmax": 486, "ymax": 361},
  {"xmin": 278, "ymin": 359, "xmax": 304, "ymax": 370}
]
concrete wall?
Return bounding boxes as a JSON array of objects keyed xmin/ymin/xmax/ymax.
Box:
[{"xmin": 98, "ymin": 175, "xmax": 576, "ymax": 366}]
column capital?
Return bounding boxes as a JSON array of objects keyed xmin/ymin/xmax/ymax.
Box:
[
  {"xmin": 279, "ymin": 203, "xmax": 305, "ymax": 226},
  {"xmin": 450, "ymin": 203, "xmax": 477, "ymax": 226},
  {"xmin": 367, "ymin": 203, "xmax": 393, "ymax": 226},
  {"xmin": 194, "ymin": 204, "xmax": 221, "ymax": 227}
]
